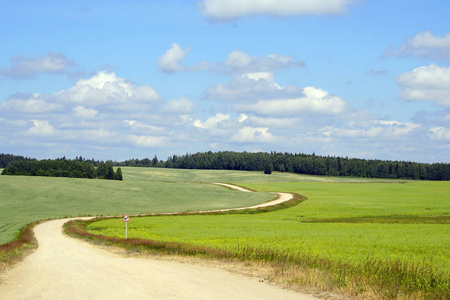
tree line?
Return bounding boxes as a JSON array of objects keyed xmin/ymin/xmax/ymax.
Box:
[
  {"xmin": 2, "ymin": 152, "xmax": 449, "ymax": 181},
  {"xmin": 1, "ymin": 158, "xmax": 123, "ymax": 181},
  {"xmin": 151, "ymin": 151, "xmax": 448, "ymax": 181},
  {"xmin": 0, "ymin": 153, "xmax": 35, "ymax": 168}
]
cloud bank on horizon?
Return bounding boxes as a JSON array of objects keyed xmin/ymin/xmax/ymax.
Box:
[{"xmin": 0, "ymin": 0, "xmax": 449, "ymax": 163}]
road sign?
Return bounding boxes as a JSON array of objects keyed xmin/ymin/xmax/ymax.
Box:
[{"xmin": 122, "ymin": 215, "xmax": 130, "ymax": 239}]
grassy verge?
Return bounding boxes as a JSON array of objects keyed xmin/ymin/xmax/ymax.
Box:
[{"xmin": 0, "ymin": 222, "xmax": 38, "ymax": 271}]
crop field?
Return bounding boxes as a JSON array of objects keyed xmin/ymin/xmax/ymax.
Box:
[
  {"xmin": 88, "ymin": 180, "xmax": 449, "ymax": 268},
  {"xmin": 85, "ymin": 169, "xmax": 450, "ymax": 298},
  {"xmin": 0, "ymin": 167, "xmax": 275, "ymax": 245},
  {"xmin": 2, "ymin": 167, "xmax": 449, "ymax": 297}
]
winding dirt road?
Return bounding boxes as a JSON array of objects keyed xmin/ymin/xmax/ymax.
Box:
[{"xmin": 0, "ymin": 184, "xmax": 318, "ymax": 299}]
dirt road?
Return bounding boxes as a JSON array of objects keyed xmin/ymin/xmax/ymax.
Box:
[
  {"xmin": 210, "ymin": 183, "xmax": 294, "ymax": 211},
  {"xmin": 0, "ymin": 185, "xmax": 318, "ymax": 300}
]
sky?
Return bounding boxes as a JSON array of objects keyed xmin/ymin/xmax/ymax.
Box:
[{"xmin": 1, "ymin": 0, "xmax": 449, "ymax": 163}]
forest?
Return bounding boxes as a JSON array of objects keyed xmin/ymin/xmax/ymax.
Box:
[
  {"xmin": 119, "ymin": 151, "xmax": 450, "ymax": 181},
  {"xmin": 2, "ymin": 152, "xmax": 449, "ymax": 181},
  {"xmin": 1, "ymin": 157, "xmax": 122, "ymax": 181}
]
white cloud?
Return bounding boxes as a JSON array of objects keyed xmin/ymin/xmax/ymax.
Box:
[
  {"xmin": 204, "ymin": 71, "xmax": 300, "ymax": 101},
  {"xmin": 234, "ymin": 86, "xmax": 347, "ymax": 116},
  {"xmin": 193, "ymin": 113, "xmax": 230, "ymax": 129},
  {"xmin": 26, "ymin": 120, "xmax": 59, "ymax": 137},
  {"xmin": 157, "ymin": 43, "xmax": 190, "ymax": 73},
  {"xmin": 238, "ymin": 113, "xmax": 248, "ymax": 123},
  {"xmin": 73, "ymin": 106, "xmax": 98, "ymax": 119},
  {"xmin": 428, "ymin": 127, "xmax": 450, "ymax": 141},
  {"xmin": 157, "ymin": 46, "xmax": 302, "ymax": 74},
  {"xmin": 323, "ymin": 120, "xmax": 421, "ymax": 139},
  {"xmin": 397, "ymin": 64, "xmax": 450, "ymax": 107},
  {"xmin": 124, "ymin": 120, "xmax": 166, "ymax": 135},
  {"xmin": 1, "ymin": 94, "xmax": 62, "ymax": 113},
  {"xmin": 384, "ymin": 31, "xmax": 450, "ymax": 59},
  {"xmin": 163, "ymin": 97, "xmax": 196, "ymax": 113},
  {"xmin": 200, "ymin": 0, "xmax": 354, "ymax": 21},
  {"xmin": 1, "ymin": 69, "xmax": 446, "ymax": 163},
  {"xmin": 224, "ymin": 50, "xmax": 304, "ymax": 73},
  {"xmin": 248, "ymin": 115, "xmax": 297, "ymax": 128},
  {"xmin": 128, "ymin": 135, "xmax": 169, "ymax": 148},
  {"xmin": 55, "ymin": 71, "xmax": 160, "ymax": 107},
  {"xmin": 157, "ymin": 43, "xmax": 214, "ymax": 73},
  {"xmin": 231, "ymin": 126, "xmax": 274, "ymax": 143},
  {"xmin": 0, "ymin": 52, "xmax": 78, "ymax": 79}
]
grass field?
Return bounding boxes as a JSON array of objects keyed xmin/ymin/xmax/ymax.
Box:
[
  {"xmin": 2, "ymin": 167, "xmax": 449, "ymax": 298},
  {"xmin": 88, "ymin": 180, "xmax": 449, "ymax": 268},
  {"xmin": 85, "ymin": 170, "xmax": 450, "ymax": 298},
  {"xmin": 0, "ymin": 167, "xmax": 276, "ymax": 245}
]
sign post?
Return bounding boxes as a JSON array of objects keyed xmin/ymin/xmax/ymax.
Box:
[{"xmin": 122, "ymin": 214, "xmax": 130, "ymax": 239}]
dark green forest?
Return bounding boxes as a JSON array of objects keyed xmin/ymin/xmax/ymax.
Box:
[
  {"xmin": 120, "ymin": 151, "xmax": 450, "ymax": 181},
  {"xmin": 2, "ymin": 152, "xmax": 449, "ymax": 181},
  {"xmin": 0, "ymin": 153, "xmax": 35, "ymax": 168},
  {"xmin": 1, "ymin": 157, "xmax": 122, "ymax": 181}
]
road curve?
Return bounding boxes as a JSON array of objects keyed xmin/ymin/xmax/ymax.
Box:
[
  {"xmin": 0, "ymin": 184, "xmax": 316, "ymax": 300},
  {"xmin": 209, "ymin": 183, "xmax": 295, "ymax": 211}
]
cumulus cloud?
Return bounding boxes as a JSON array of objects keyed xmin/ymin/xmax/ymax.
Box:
[
  {"xmin": 0, "ymin": 93, "xmax": 62, "ymax": 114},
  {"xmin": 231, "ymin": 126, "xmax": 274, "ymax": 143},
  {"xmin": 428, "ymin": 127, "xmax": 450, "ymax": 141},
  {"xmin": 128, "ymin": 135, "xmax": 169, "ymax": 148},
  {"xmin": 73, "ymin": 106, "xmax": 98, "ymax": 119},
  {"xmin": 157, "ymin": 45, "xmax": 303, "ymax": 74},
  {"xmin": 124, "ymin": 120, "xmax": 166, "ymax": 135},
  {"xmin": 163, "ymin": 98, "xmax": 196, "ymax": 113},
  {"xmin": 224, "ymin": 50, "xmax": 305, "ymax": 73},
  {"xmin": 193, "ymin": 113, "xmax": 230, "ymax": 129},
  {"xmin": 204, "ymin": 71, "xmax": 301, "ymax": 101},
  {"xmin": 26, "ymin": 120, "xmax": 59, "ymax": 137},
  {"xmin": 397, "ymin": 64, "xmax": 450, "ymax": 107},
  {"xmin": 157, "ymin": 43, "xmax": 190, "ymax": 73},
  {"xmin": 384, "ymin": 31, "xmax": 450, "ymax": 59},
  {"xmin": 0, "ymin": 52, "xmax": 78, "ymax": 79},
  {"xmin": 234, "ymin": 86, "xmax": 348, "ymax": 116},
  {"xmin": 0, "ymin": 71, "xmax": 173, "ymax": 156},
  {"xmin": 325, "ymin": 120, "xmax": 421, "ymax": 139},
  {"xmin": 157, "ymin": 43, "xmax": 213, "ymax": 73},
  {"xmin": 55, "ymin": 71, "xmax": 160, "ymax": 107},
  {"xmin": 199, "ymin": 0, "xmax": 354, "ymax": 21}
]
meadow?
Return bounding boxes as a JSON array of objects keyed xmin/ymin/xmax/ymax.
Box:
[
  {"xmin": 0, "ymin": 167, "xmax": 274, "ymax": 245},
  {"xmin": 85, "ymin": 168, "xmax": 450, "ymax": 298},
  {"xmin": 2, "ymin": 167, "xmax": 449, "ymax": 298}
]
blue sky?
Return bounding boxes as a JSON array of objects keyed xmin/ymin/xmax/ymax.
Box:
[{"xmin": 1, "ymin": 0, "xmax": 449, "ymax": 163}]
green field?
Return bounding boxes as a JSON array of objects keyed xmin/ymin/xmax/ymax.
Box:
[
  {"xmin": 88, "ymin": 180, "xmax": 449, "ymax": 270},
  {"xmin": 85, "ymin": 169, "xmax": 449, "ymax": 297},
  {"xmin": 2, "ymin": 167, "xmax": 449, "ymax": 297},
  {"xmin": 0, "ymin": 167, "xmax": 276, "ymax": 245}
]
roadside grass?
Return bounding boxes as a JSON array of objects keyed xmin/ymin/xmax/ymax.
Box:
[
  {"xmin": 0, "ymin": 222, "xmax": 38, "ymax": 271},
  {"xmin": 84, "ymin": 179, "xmax": 450, "ymax": 299}
]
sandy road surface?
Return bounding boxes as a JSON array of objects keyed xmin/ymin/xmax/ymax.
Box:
[
  {"xmin": 210, "ymin": 183, "xmax": 294, "ymax": 211},
  {"xmin": 0, "ymin": 219, "xmax": 317, "ymax": 300},
  {"xmin": 0, "ymin": 184, "xmax": 317, "ymax": 300}
]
